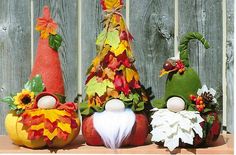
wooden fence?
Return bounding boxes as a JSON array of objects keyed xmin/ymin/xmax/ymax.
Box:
[{"xmin": 0, "ymin": 0, "xmax": 234, "ymax": 134}]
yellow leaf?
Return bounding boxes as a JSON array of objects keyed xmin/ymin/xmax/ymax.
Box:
[
  {"xmin": 111, "ymin": 42, "xmax": 126, "ymax": 56},
  {"xmin": 92, "ymin": 45, "xmax": 111, "ymax": 68},
  {"xmin": 30, "ymin": 123, "xmax": 44, "ymax": 131},
  {"xmin": 58, "ymin": 122, "xmax": 71, "ymax": 133},
  {"xmin": 28, "ymin": 109, "xmax": 70, "ymax": 123},
  {"xmin": 125, "ymin": 68, "xmax": 139, "ymax": 82},
  {"xmin": 43, "ymin": 129, "xmax": 58, "ymax": 141}
]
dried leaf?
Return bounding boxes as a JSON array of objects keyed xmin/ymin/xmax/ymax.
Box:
[{"xmin": 92, "ymin": 45, "xmax": 111, "ymax": 68}]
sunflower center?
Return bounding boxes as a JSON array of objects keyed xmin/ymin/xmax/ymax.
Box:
[{"xmin": 21, "ymin": 95, "xmax": 32, "ymax": 104}]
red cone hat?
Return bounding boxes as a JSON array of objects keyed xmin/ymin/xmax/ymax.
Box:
[{"xmin": 30, "ymin": 6, "xmax": 64, "ymax": 96}]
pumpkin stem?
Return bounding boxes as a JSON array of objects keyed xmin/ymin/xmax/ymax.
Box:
[{"xmin": 178, "ymin": 32, "xmax": 210, "ymax": 67}]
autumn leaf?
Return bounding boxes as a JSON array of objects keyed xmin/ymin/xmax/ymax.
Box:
[
  {"xmin": 100, "ymin": 0, "xmax": 123, "ymax": 11},
  {"xmin": 117, "ymin": 51, "xmax": 131, "ymax": 67},
  {"xmin": 86, "ymin": 76, "xmax": 114, "ymax": 97},
  {"xmin": 96, "ymin": 29, "xmax": 107, "ymax": 51},
  {"xmin": 105, "ymin": 30, "xmax": 120, "ymax": 49},
  {"xmin": 92, "ymin": 45, "xmax": 111, "ymax": 68},
  {"xmin": 125, "ymin": 68, "xmax": 139, "ymax": 83},
  {"xmin": 114, "ymin": 72, "xmax": 130, "ymax": 95},
  {"xmin": 103, "ymin": 68, "xmax": 115, "ymax": 80},
  {"xmin": 107, "ymin": 87, "xmax": 119, "ymax": 98},
  {"xmin": 111, "ymin": 41, "xmax": 126, "ymax": 56}
]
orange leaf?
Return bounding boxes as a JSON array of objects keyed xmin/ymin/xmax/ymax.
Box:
[
  {"xmin": 125, "ymin": 68, "xmax": 139, "ymax": 83},
  {"xmin": 103, "ymin": 68, "xmax": 115, "ymax": 80},
  {"xmin": 107, "ymin": 87, "xmax": 119, "ymax": 98}
]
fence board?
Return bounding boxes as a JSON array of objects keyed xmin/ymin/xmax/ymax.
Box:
[
  {"xmin": 33, "ymin": 0, "xmax": 78, "ymax": 101},
  {"xmin": 226, "ymin": 0, "xmax": 234, "ymax": 133},
  {"xmin": 129, "ymin": 0, "xmax": 175, "ymax": 99},
  {"xmin": 0, "ymin": 0, "xmax": 31, "ymax": 134},
  {"xmin": 178, "ymin": 0, "xmax": 223, "ymax": 119}
]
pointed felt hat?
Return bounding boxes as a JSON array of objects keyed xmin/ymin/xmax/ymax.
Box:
[{"xmin": 30, "ymin": 6, "xmax": 64, "ymax": 96}]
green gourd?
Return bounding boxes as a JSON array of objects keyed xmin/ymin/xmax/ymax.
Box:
[{"xmin": 152, "ymin": 32, "xmax": 210, "ymax": 109}]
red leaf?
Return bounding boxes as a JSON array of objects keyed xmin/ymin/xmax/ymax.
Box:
[
  {"xmin": 45, "ymin": 119, "xmax": 57, "ymax": 133},
  {"xmin": 114, "ymin": 71, "xmax": 130, "ymax": 95},
  {"xmin": 117, "ymin": 51, "xmax": 131, "ymax": 67}
]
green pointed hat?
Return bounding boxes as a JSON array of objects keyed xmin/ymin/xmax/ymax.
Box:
[{"xmin": 152, "ymin": 32, "xmax": 210, "ymax": 110}]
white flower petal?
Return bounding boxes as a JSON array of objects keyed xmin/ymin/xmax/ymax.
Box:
[
  {"xmin": 201, "ymin": 85, "xmax": 208, "ymax": 93},
  {"xmin": 164, "ymin": 137, "xmax": 179, "ymax": 151},
  {"xmin": 212, "ymin": 98, "xmax": 217, "ymax": 104},
  {"xmin": 209, "ymin": 88, "xmax": 216, "ymax": 96},
  {"xmin": 197, "ymin": 89, "xmax": 203, "ymax": 96}
]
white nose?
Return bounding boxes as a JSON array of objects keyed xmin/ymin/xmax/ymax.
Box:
[
  {"xmin": 167, "ymin": 97, "xmax": 185, "ymax": 112},
  {"xmin": 37, "ymin": 95, "xmax": 57, "ymax": 109},
  {"xmin": 105, "ymin": 99, "xmax": 125, "ymax": 112}
]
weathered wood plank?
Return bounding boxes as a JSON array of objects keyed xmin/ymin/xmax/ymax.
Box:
[
  {"xmin": 0, "ymin": 0, "xmax": 31, "ymax": 134},
  {"xmin": 226, "ymin": 0, "xmax": 234, "ymax": 133},
  {"xmin": 33, "ymin": 0, "xmax": 78, "ymax": 101},
  {"xmin": 81, "ymin": 0, "xmax": 126, "ymax": 97},
  {"xmin": 129, "ymin": 0, "xmax": 175, "ymax": 99},
  {"xmin": 178, "ymin": 0, "xmax": 223, "ymax": 117}
]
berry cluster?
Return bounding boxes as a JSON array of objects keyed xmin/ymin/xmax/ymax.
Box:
[
  {"xmin": 176, "ymin": 60, "xmax": 185, "ymax": 74},
  {"xmin": 190, "ymin": 94, "xmax": 205, "ymax": 112}
]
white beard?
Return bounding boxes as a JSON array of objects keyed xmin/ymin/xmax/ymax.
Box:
[
  {"xmin": 93, "ymin": 109, "xmax": 135, "ymax": 149},
  {"xmin": 151, "ymin": 109, "xmax": 204, "ymax": 151}
]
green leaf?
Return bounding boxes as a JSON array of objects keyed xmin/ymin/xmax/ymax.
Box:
[
  {"xmin": 24, "ymin": 75, "xmax": 45, "ymax": 95},
  {"xmin": 187, "ymin": 103, "xmax": 196, "ymax": 111},
  {"xmin": 105, "ymin": 30, "xmax": 120, "ymax": 49},
  {"xmin": 9, "ymin": 104, "xmax": 17, "ymax": 111},
  {"xmin": 16, "ymin": 109, "xmax": 24, "ymax": 115},
  {"xmin": 86, "ymin": 77, "xmax": 114, "ymax": 97},
  {"xmin": 49, "ymin": 34, "xmax": 62, "ymax": 51},
  {"xmin": 206, "ymin": 115, "xmax": 215, "ymax": 125},
  {"xmin": 92, "ymin": 104, "xmax": 105, "ymax": 112},
  {"xmin": 80, "ymin": 101, "xmax": 94, "ymax": 116},
  {"xmin": 96, "ymin": 29, "xmax": 107, "ymax": 51},
  {"xmin": 151, "ymin": 98, "xmax": 166, "ymax": 109},
  {"xmin": 203, "ymin": 108, "xmax": 212, "ymax": 113},
  {"xmin": 135, "ymin": 101, "xmax": 145, "ymax": 111},
  {"xmin": 132, "ymin": 93, "xmax": 140, "ymax": 103},
  {"xmin": 54, "ymin": 93, "xmax": 66, "ymax": 103},
  {"xmin": 0, "ymin": 96, "xmax": 14, "ymax": 105}
]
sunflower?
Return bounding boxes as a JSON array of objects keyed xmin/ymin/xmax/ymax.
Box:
[{"xmin": 13, "ymin": 89, "xmax": 35, "ymax": 110}]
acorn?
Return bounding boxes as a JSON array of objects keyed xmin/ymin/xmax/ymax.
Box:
[{"xmin": 163, "ymin": 59, "xmax": 176, "ymax": 71}]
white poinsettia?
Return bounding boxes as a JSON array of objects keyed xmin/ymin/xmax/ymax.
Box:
[
  {"xmin": 197, "ymin": 85, "xmax": 217, "ymax": 104},
  {"xmin": 151, "ymin": 109, "xmax": 204, "ymax": 151}
]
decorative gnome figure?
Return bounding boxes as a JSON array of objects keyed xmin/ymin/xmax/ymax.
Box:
[
  {"xmin": 150, "ymin": 32, "xmax": 221, "ymax": 151},
  {"xmin": 80, "ymin": 0, "xmax": 150, "ymax": 149},
  {"xmin": 1, "ymin": 6, "xmax": 80, "ymax": 149}
]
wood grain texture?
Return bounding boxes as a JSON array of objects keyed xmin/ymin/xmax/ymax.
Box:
[
  {"xmin": 0, "ymin": 0, "xmax": 31, "ymax": 134},
  {"xmin": 129, "ymin": 0, "xmax": 175, "ymax": 99},
  {"xmin": 33, "ymin": 0, "xmax": 78, "ymax": 101},
  {"xmin": 226, "ymin": 0, "xmax": 234, "ymax": 133},
  {"xmin": 81, "ymin": 0, "xmax": 126, "ymax": 98},
  {"xmin": 178, "ymin": 0, "xmax": 223, "ymax": 116}
]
